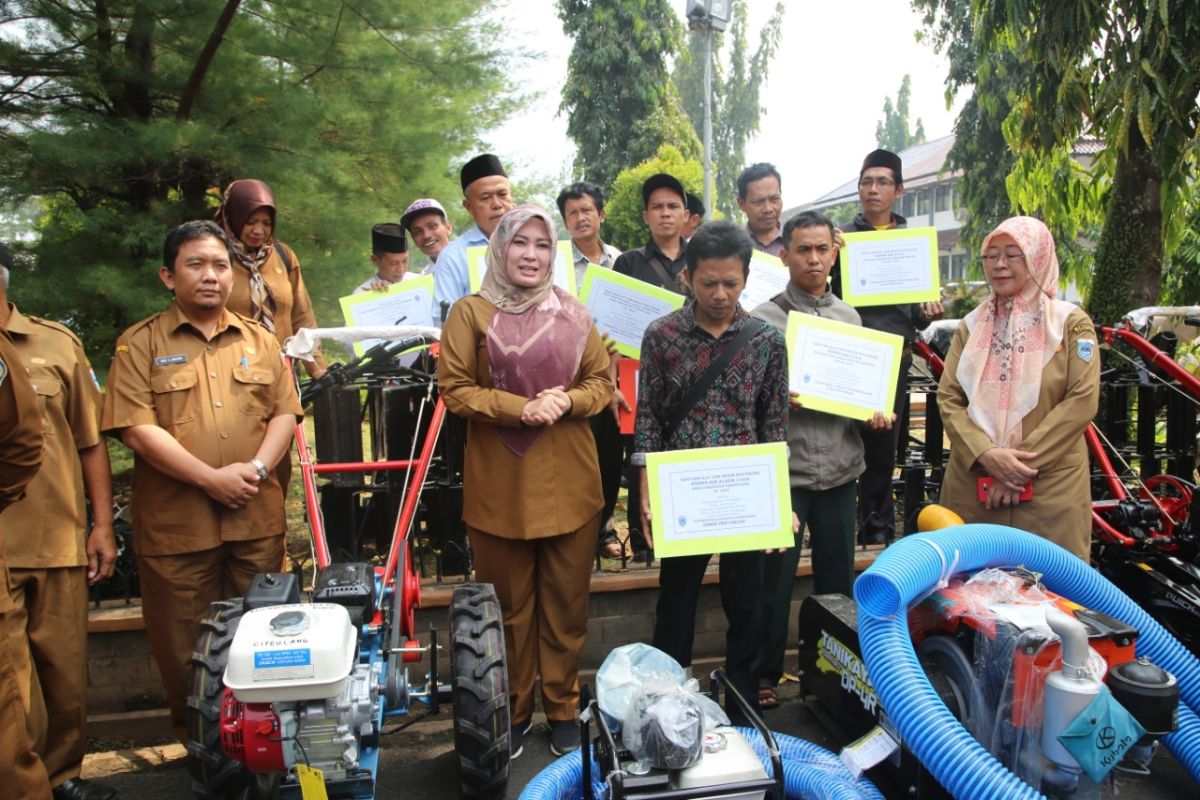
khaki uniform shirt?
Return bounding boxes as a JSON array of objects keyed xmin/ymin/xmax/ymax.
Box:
[
  {"xmin": 227, "ymin": 242, "xmax": 326, "ymax": 373},
  {"xmin": 937, "ymin": 306, "xmax": 1100, "ymax": 558},
  {"xmin": 0, "ymin": 330, "xmax": 44, "ymax": 612},
  {"xmin": 2, "ymin": 306, "xmax": 102, "ymax": 568},
  {"xmin": 101, "ymin": 303, "xmax": 303, "ymax": 556},
  {"xmin": 437, "ymin": 295, "xmax": 613, "ymax": 539}
]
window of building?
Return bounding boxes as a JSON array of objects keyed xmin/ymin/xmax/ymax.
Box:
[
  {"xmin": 939, "ymin": 255, "xmax": 950, "ymax": 282},
  {"xmin": 901, "ymin": 193, "xmax": 915, "ymax": 218},
  {"xmin": 950, "ymin": 253, "xmax": 969, "ymax": 281},
  {"xmin": 936, "ymin": 184, "xmax": 951, "ymax": 213},
  {"xmin": 916, "ymin": 190, "xmax": 931, "ymax": 216}
]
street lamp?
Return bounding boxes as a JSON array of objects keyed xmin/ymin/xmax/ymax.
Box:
[{"xmin": 686, "ymin": 1, "xmax": 732, "ymax": 219}]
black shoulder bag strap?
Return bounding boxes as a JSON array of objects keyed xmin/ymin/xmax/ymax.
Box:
[
  {"xmin": 645, "ymin": 247, "xmax": 678, "ymax": 289},
  {"xmin": 273, "ymin": 241, "xmax": 294, "ymax": 272},
  {"xmin": 769, "ymin": 292, "xmax": 793, "ymax": 314},
  {"xmin": 662, "ymin": 321, "xmax": 760, "ymax": 443}
]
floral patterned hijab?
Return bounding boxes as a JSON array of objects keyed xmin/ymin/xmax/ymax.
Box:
[
  {"xmin": 216, "ymin": 179, "xmax": 278, "ymax": 332},
  {"xmin": 956, "ymin": 216, "xmax": 1075, "ymax": 448},
  {"xmin": 480, "ymin": 205, "xmax": 593, "ymax": 455}
]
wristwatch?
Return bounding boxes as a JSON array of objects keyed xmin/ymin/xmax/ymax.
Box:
[{"xmin": 250, "ymin": 458, "xmax": 269, "ymax": 482}]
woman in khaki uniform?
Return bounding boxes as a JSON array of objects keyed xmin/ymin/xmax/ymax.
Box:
[
  {"xmin": 216, "ymin": 179, "xmax": 326, "ymax": 378},
  {"xmin": 438, "ymin": 205, "xmax": 612, "ymax": 759},
  {"xmin": 937, "ymin": 216, "xmax": 1100, "ymax": 559}
]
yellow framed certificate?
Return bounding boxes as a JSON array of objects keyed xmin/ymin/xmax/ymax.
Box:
[
  {"xmin": 785, "ymin": 312, "xmax": 904, "ymax": 421},
  {"xmin": 467, "ymin": 241, "xmax": 577, "ymax": 295},
  {"xmin": 646, "ymin": 442, "xmax": 793, "ymax": 558},
  {"xmin": 338, "ymin": 275, "xmax": 435, "ymax": 356},
  {"xmin": 840, "ymin": 226, "xmax": 940, "ymax": 306},
  {"xmin": 578, "ymin": 265, "xmax": 685, "ymax": 359},
  {"xmin": 740, "ymin": 250, "xmax": 791, "ymax": 311}
]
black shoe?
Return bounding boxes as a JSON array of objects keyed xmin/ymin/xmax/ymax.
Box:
[
  {"xmin": 510, "ymin": 717, "xmax": 533, "ymax": 760},
  {"xmin": 549, "ymin": 719, "xmax": 581, "ymax": 756},
  {"xmin": 53, "ymin": 779, "xmax": 118, "ymax": 800}
]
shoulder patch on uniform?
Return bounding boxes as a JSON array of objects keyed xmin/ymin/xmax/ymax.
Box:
[
  {"xmin": 115, "ymin": 344, "xmax": 130, "ymax": 353},
  {"xmin": 28, "ymin": 316, "xmax": 83, "ymax": 345},
  {"xmin": 1071, "ymin": 321, "xmax": 1094, "ymax": 336},
  {"xmin": 0, "ymin": 355, "xmax": 7, "ymax": 387},
  {"xmin": 1076, "ymin": 339, "xmax": 1095, "ymax": 362}
]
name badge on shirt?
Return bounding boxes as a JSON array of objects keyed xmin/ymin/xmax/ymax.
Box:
[{"xmin": 154, "ymin": 353, "xmax": 188, "ymax": 366}]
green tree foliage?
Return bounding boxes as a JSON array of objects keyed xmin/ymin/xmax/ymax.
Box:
[
  {"xmin": 603, "ymin": 144, "xmax": 703, "ymax": 252},
  {"xmin": 674, "ymin": 2, "xmax": 785, "ymax": 218},
  {"xmin": 914, "ymin": 1, "xmax": 1200, "ymax": 324},
  {"xmin": 875, "ymin": 75, "xmax": 926, "ymax": 152},
  {"xmin": 1160, "ymin": 194, "xmax": 1200, "ymax": 307},
  {"xmin": 557, "ymin": 0, "xmax": 700, "ymax": 193},
  {"xmin": 0, "ymin": 0, "xmax": 513, "ymax": 368}
]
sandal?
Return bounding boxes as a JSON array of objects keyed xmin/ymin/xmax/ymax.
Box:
[
  {"xmin": 758, "ymin": 685, "xmax": 780, "ymax": 709},
  {"xmin": 600, "ymin": 534, "xmax": 624, "ymax": 559}
]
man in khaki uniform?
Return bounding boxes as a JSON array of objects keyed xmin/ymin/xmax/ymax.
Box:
[
  {"xmin": 0, "ymin": 320, "xmax": 52, "ymax": 797},
  {"xmin": 0, "ymin": 247, "xmax": 118, "ymax": 800},
  {"xmin": 101, "ymin": 220, "xmax": 302, "ymax": 740}
]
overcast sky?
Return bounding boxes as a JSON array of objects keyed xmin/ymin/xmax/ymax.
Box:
[{"xmin": 487, "ymin": 1, "xmax": 967, "ymax": 207}]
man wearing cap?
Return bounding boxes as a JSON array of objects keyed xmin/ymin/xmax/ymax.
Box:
[
  {"xmin": 736, "ymin": 163, "xmax": 784, "ymax": 257},
  {"xmin": 432, "ymin": 154, "xmax": 514, "ymax": 321},
  {"xmin": 682, "ymin": 193, "xmax": 705, "ymax": 241},
  {"xmin": 401, "ymin": 199, "xmax": 453, "ymax": 267},
  {"xmin": 0, "ymin": 246, "xmax": 118, "ymax": 800},
  {"xmin": 613, "ymin": 173, "xmax": 689, "ymax": 293},
  {"xmin": 354, "ymin": 223, "xmax": 410, "ymax": 293},
  {"xmin": 101, "ymin": 220, "xmax": 303, "ymax": 742},
  {"xmin": 831, "ymin": 148, "xmax": 943, "ymax": 545}
]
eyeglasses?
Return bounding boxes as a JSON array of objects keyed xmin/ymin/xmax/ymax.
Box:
[
  {"xmin": 858, "ymin": 177, "xmax": 895, "ymax": 189},
  {"xmin": 982, "ymin": 251, "xmax": 1027, "ymax": 265}
]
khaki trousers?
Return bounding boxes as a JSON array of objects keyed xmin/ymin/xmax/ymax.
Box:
[
  {"xmin": 7, "ymin": 566, "xmax": 87, "ymax": 787},
  {"xmin": 0, "ymin": 610, "xmax": 51, "ymax": 797},
  {"xmin": 466, "ymin": 513, "xmax": 598, "ymax": 724},
  {"xmin": 137, "ymin": 535, "xmax": 284, "ymax": 740}
]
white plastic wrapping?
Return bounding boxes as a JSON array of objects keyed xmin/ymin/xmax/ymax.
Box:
[{"xmin": 283, "ymin": 325, "xmax": 440, "ymax": 362}]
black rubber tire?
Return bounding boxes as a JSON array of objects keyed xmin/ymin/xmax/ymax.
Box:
[
  {"xmin": 186, "ymin": 598, "xmax": 279, "ymax": 800},
  {"xmin": 450, "ymin": 583, "xmax": 510, "ymax": 800}
]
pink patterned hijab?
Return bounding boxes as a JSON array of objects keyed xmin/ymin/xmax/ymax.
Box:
[
  {"xmin": 480, "ymin": 205, "xmax": 593, "ymax": 455},
  {"xmin": 956, "ymin": 216, "xmax": 1075, "ymax": 448}
]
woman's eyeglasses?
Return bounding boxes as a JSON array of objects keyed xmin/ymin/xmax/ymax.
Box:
[{"xmin": 982, "ymin": 251, "xmax": 1026, "ymax": 265}]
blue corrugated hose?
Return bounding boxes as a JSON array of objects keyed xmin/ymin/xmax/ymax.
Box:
[
  {"xmin": 854, "ymin": 524, "xmax": 1200, "ymax": 798},
  {"xmin": 517, "ymin": 727, "xmax": 882, "ymax": 800}
]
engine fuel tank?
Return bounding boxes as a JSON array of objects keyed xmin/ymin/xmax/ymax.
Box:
[{"xmin": 225, "ymin": 603, "xmax": 357, "ymax": 702}]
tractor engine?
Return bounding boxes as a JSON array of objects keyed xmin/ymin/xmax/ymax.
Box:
[{"xmin": 220, "ymin": 603, "xmax": 381, "ymax": 779}]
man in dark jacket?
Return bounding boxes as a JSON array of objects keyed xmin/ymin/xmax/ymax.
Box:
[{"xmin": 831, "ymin": 149, "xmax": 942, "ymax": 545}]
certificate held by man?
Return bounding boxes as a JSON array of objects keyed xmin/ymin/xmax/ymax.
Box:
[
  {"xmin": 578, "ymin": 264, "xmax": 684, "ymax": 359},
  {"xmin": 785, "ymin": 312, "xmax": 904, "ymax": 421},
  {"xmin": 738, "ymin": 250, "xmax": 791, "ymax": 311},
  {"xmin": 840, "ymin": 225, "xmax": 940, "ymax": 306},
  {"xmin": 338, "ymin": 275, "xmax": 435, "ymax": 356},
  {"xmin": 646, "ymin": 442, "xmax": 793, "ymax": 558}
]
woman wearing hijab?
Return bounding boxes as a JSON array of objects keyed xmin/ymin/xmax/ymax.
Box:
[
  {"xmin": 216, "ymin": 178, "xmax": 326, "ymax": 377},
  {"xmin": 937, "ymin": 216, "xmax": 1100, "ymax": 559},
  {"xmin": 438, "ymin": 205, "xmax": 613, "ymax": 758}
]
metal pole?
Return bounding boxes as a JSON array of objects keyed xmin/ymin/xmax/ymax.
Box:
[{"xmin": 702, "ymin": 23, "xmax": 713, "ymax": 218}]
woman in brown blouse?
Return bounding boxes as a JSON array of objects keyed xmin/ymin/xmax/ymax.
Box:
[
  {"xmin": 438, "ymin": 205, "xmax": 612, "ymax": 758},
  {"xmin": 937, "ymin": 216, "xmax": 1100, "ymax": 558},
  {"xmin": 216, "ymin": 179, "xmax": 326, "ymax": 378}
]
